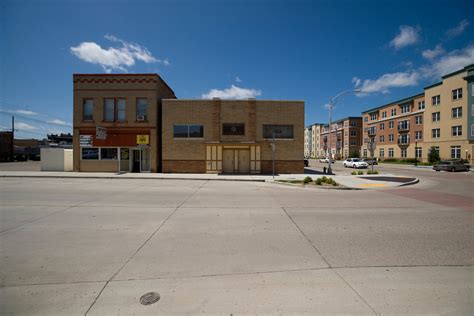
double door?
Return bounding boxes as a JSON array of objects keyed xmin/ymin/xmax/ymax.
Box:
[{"xmin": 223, "ymin": 149, "xmax": 250, "ymax": 173}]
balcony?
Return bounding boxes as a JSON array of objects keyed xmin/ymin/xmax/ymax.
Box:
[
  {"xmin": 397, "ymin": 123, "xmax": 410, "ymax": 132},
  {"xmin": 397, "ymin": 137, "xmax": 410, "ymax": 146},
  {"xmin": 368, "ymin": 129, "xmax": 376, "ymax": 137}
]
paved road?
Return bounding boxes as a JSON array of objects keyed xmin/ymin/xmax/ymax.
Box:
[{"xmin": 0, "ymin": 176, "xmax": 472, "ymax": 315}]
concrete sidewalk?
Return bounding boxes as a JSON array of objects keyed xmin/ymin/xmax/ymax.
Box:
[{"xmin": 0, "ymin": 171, "xmax": 418, "ymax": 189}]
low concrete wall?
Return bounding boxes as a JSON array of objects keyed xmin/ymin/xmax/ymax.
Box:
[{"xmin": 41, "ymin": 148, "xmax": 73, "ymax": 171}]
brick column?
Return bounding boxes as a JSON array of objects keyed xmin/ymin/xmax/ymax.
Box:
[
  {"xmin": 211, "ymin": 98, "xmax": 221, "ymax": 141},
  {"xmin": 248, "ymin": 98, "xmax": 256, "ymax": 141}
]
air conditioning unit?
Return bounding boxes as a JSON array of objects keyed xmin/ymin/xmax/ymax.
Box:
[{"xmin": 137, "ymin": 115, "xmax": 146, "ymax": 121}]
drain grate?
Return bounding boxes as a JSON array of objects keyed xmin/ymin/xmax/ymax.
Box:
[{"xmin": 140, "ymin": 292, "xmax": 160, "ymax": 305}]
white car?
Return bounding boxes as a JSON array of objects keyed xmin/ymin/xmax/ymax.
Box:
[
  {"xmin": 319, "ymin": 157, "xmax": 335, "ymax": 163},
  {"xmin": 343, "ymin": 158, "xmax": 368, "ymax": 169}
]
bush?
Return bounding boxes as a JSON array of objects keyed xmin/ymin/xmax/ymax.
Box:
[
  {"xmin": 357, "ymin": 171, "xmax": 363, "ymax": 175},
  {"xmin": 351, "ymin": 171, "xmax": 357, "ymax": 175},
  {"xmin": 428, "ymin": 146, "xmax": 440, "ymax": 164},
  {"xmin": 372, "ymin": 170, "xmax": 379, "ymax": 174},
  {"xmin": 315, "ymin": 178, "xmax": 323, "ymax": 185},
  {"xmin": 327, "ymin": 177, "xmax": 334, "ymax": 184},
  {"xmin": 349, "ymin": 149, "xmax": 360, "ymax": 158},
  {"xmin": 303, "ymin": 176, "xmax": 312, "ymax": 184},
  {"xmin": 332, "ymin": 181, "xmax": 338, "ymax": 186},
  {"xmin": 321, "ymin": 176, "xmax": 328, "ymax": 182},
  {"xmin": 382, "ymin": 158, "xmax": 397, "ymax": 162}
]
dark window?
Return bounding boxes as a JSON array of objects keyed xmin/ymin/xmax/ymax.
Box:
[
  {"xmin": 83, "ymin": 99, "xmax": 94, "ymax": 121},
  {"xmin": 81, "ymin": 148, "xmax": 99, "ymax": 160},
  {"xmin": 104, "ymin": 99, "xmax": 115, "ymax": 121},
  {"xmin": 100, "ymin": 148, "xmax": 117, "ymax": 160},
  {"xmin": 136, "ymin": 98, "xmax": 148, "ymax": 121},
  {"xmin": 263, "ymin": 124, "xmax": 294, "ymax": 139},
  {"xmin": 117, "ymin": 99, "xmax": 126, "ymax": 121},
  {"xmin": 223, "ymin": 123, "xmax": 245, "ymax": 135},
  {"xmin": 173, "ymin": 124, "xmax": 204, "ymax": 138}
]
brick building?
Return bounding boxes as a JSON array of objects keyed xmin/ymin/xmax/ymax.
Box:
[
  {"xmin": 319, "ymin": 117, "xmax": 362, "ymax": 159},
  {"xmin": 162, "ymin": 99, "xmax": 304, "ymax": 174},
  {"xmin": 73, "ymin": 74, "xmax": 304, "ymax": 173},
  {"xmin": 361, "ymin": 93, "xmax": 425, "ymax": 161}
]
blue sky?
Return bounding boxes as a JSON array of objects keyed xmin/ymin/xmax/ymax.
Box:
[{"xmin": 1, "ymin": 0, "xmax": 473, "ymax": 138}]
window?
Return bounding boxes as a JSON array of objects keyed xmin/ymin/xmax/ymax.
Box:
[
  {"xmin": 364, "ymin": 116, "xmax": 368, "ymax": 122},
  {"xmin": 401, "ymin": 148, "xmax": 407, "ymax": 158},
  {"xmin": 350, "ymin": 140, "xmax": 356, "ymax": 145},
  {"xmin": 432, "ymin": 95, "xmax": 440, "ymax": 106},
  {"xmin": 418, "ymin": 100, "xmax": 425, "ymax": 110},
  {"xmin": 380, "ymin": 123, "xmax": 385, "ymax": 130},
  {"xmin": 379, "ymin": 148, "xmax": 384, "ymax": 157},
  {"xmin": 370, "ymin": 113, "xmax": 377, "ymax": 120},
  {"xmin": 472, "ymin": 124, "xmax": 474, "ymax": 137},
  {"xmin": 452, "ymin": 88, "xmax": 462, "ymax": 100},
  {"xmin": 432, "ymin": 112, "xmax": 440, "ymax": 122},
  {"xmin": 388, "ymin": 148, "xmax": 394, "ymax": 157},
  {"xmin": 83, "ymin": 99, "xmax": 94, "ymax": 121},
  {"xmin": 117, "ymin": 99, "xmax": 126, "ymax": 122},
  {"xmin": 101, "ymin": 148, "xmax": 118, "ymax": 160},
  {"xmin": 398, "ymin": 120, "xmax": 410, "ymax": 131},
  {"xmin": 398, "ymin": 134, "xmax": 410, "ymax": 144},
  {"xmin": 350, "ymin": 121, "xmax": 357, "ymax": 126},
  {"xmin": 452, "ymin": 125, "xmax": 462, "ymax": 136},
  {"xmin": 81, "ymin": 148, "xmax": 99, "ymax": 160},
  {"xmin": 472, "ymin": 104, "xmax": 474, "ymax": 116},
  {"xmin": 173, "ymin": 124, "xmax": 204, "ymax": 138},
  {"xmin": 223, "ymin": 123, "xmax": 245, "ymax": 135},
  {"xmin": 415, "ymin": 147, "xmax": 422, "ymax": 159},
  {"xmin": 363, "ymin": 149, "xmax": 367, "ymax": 157},
  {"xmin": 350, "ymin": 130, "xmax": 357, "ymax": 137},
  {"xmin": 263, "ymin": 124, "xmax": 294, "ymax": 139},
  {"xmin": 415, "ymin": 115, "xmax": 422, "ymax": 125},
  {"xmin": 391, "ymin": 108, "xmax": 397, "ymax": 116},
  {"xmin": 452, "ymin": 107, "xmax": 462, "ymax": 118},
  {"xmin": 136, "ymin": 98, "xmax": 148, "ymax": 121},
  {"xmin": 103, "ymin": 98, "xmax": 126, "ymax": 122},
  {"xmin": 379, "ymin": 135, "xmax": 384, "ymax": 143},
  {"xmin": 389, "ymin": 121, "xmax": 394, "ymax": 129},
  {"xmin": 451, "ymin": 146, "xmax": 461, "ymax": 159},
  {"xmin": 415, "ymin": 131, "xmax": 422, "ymax": 140},
  {"xmin": 400, "ymin": 104, "xmax": 410, "ymax": 113},
  {"xmin": 382, "ymin": 111, "xmax": 387, "ymax": 118},
  {"xmin": 389, "ymin": 134, "xmax": 394, "ymax": 142},
  {"xmin": 432, "ymin": 128, "xmax": 440, "ymax": 138}
]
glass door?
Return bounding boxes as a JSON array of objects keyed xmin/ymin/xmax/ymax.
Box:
[{"xmin": 140, "ymin": 147, "xmax": 151, "ymax": 172}]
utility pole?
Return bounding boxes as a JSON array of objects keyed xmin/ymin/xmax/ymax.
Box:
[
  {"xmin": 11, "ymin": 116, "xmax": 15, "ymax": 162},
  {"xmin": 271, "ymin": 132, "xmax": 276, "ymax": 179}
]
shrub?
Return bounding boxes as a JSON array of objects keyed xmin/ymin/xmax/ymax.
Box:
[
  {"xmin": 372, "ymin": 170, "xmax": 379, "ymax": 174},
  {"xmin": 382, "ymin": 158, "xmax": 397, "ymax": 162},
  {"xmin": 332, "ymin": 181, "xmax": 338, "ymax": 186},
  {"xmin": 327, "ymin": 177, "xmax": 334, "ymax": 184},
  {"xmin": 315, "ymin": 178, "xmax": 323, "ymax": 185},
  {"xmin": 428, "ymin": 146, "xmax": 440, "ymax": 164},
  {"xmin": 349, "ymin": 149, "xmax": 360, "ymax": 158},
  {"xmin": 357, "ymin": 171, "xmax": 363, "ymax": 175},
  {"xmin": 321, "ymin": 176, "xmax": 328, "ymax": 182},
  {"xmin": 351, "ymin": 171, "xmax": 357, "ymax": 175},
  {"xmin": 303, "ymin": 176, "xmax": 312, "ymax": 184}
]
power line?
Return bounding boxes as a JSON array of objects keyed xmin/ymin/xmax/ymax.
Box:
[{"xmin": 0, "ymin": 111, "xmax": 72, "ymax": 128}]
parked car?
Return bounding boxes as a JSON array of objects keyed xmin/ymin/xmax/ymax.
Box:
[
  {"xmin": 433, "ymin": 160, "xmax": 470, "ymax": 172},
  {"xmin": 343, "ymin": 158, "xmax": 368, "ymax": 169},
  {"xmin": 361, "ymin": 158, "xmax": 378, "ymax": 165},
  {"xmin": 319, "ymin": 157, "xmax": 335, "ymax": 163}
]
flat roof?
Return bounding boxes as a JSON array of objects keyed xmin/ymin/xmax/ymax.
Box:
[
  {"xmin": 73, "ymin": 73, "xmax": 159, "ymax": 76},
  {"xmin": 362, "ymin": 92, "xmax": 424, "ymax": 114},
  {"xmin": 164, "ymin": 99, "xmax": 304, "ymax": 102}
]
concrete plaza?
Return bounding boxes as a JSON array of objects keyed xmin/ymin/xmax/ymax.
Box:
[{"xmin": 0, "ymin": 176, "xmax": 472, "ymax": 315}]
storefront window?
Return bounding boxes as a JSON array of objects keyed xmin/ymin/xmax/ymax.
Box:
[
  {"xmin": 100, "ymin": 148, "xmax": 118, "ymax": 160},
  {"xmin": 82, "ymin": 148, "xmax": 99, "ymax": 160}
]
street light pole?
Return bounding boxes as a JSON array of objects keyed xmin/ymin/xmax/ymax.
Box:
[
  {"xmin": 327, "ymin": 89, "xmax": 361, "ymax": 175},
  {"xmin": 415, "ymin": 141, "xmax": 418, "ymax": 166}
]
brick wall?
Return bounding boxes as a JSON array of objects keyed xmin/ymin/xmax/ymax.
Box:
[
  {"xmin": 162, "ymin": 160, "xmax": 206, "ymax": 173},
  {"xmin": 261, "ymin": 160, "xmax": 304, "ymax": 174}
]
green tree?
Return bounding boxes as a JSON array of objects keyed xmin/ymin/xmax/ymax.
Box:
[
  {"xmin": 428, "ymin": 146, "xmax": 440, "ymax": 163},
  {"xmin": 349, "ymin": 149, "xmax": 360, "ymax": 158}
]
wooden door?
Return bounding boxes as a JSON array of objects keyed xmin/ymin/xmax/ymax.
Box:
[
  {"xmin": 238, "ymin": 150, "xmax": 250, "ymax": 173},
  {"xmin": 222, "ymin": 149, "xmax": 234, "ymax": 173}
]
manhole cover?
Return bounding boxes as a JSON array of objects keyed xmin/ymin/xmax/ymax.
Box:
[{"xmin": 140, "ymin": 292, "xmax": 160, "ymax": 305}]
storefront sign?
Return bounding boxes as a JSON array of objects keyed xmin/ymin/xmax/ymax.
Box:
[
  {"xmin": 80, "ymin": 135, "xmax": 92, "ymax": 147},
  {"xmin": 96, "ymin": 126, "xmax": 107, "ymax": 140},
  {"xmin": 137, "ymin": 135, "xmax": 149, "ymax": 145}
]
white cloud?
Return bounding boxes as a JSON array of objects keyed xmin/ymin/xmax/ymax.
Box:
[
  {"xmin": 421, "ymin": 45, "xmax": 474, "ymax": 78},
  {"xmin": 422, "ymin": 44, "xmax": 445, "ymax": 59},
  {"xmin": 202, "ymin": 85, "xmax": 262, "ymax": 99},
  {"xmin": 446, "ymin": 19, "xmax": 469, "ymax": 38},
  {"xmin": 15, "ymin": 109, "xmax": 38, "ymax": 115},
  {"xmin": 356, "ymin": 71, "xmax": 419, "ymax": 95},
  {"xmin": 390, "ymin": 25, "xmax": 420, "ymax": 50},
  {"xmin": 16, "ymin": 122, "xmax": 36, "ymax": 130},
  {"xmin": 235, "ymin": 76, "xmax": 242, "ymax": 83},
  {"xmin": 71, "ymin": 35, "xmax": 167, "ymax": 72},
  {"xmin": 47, "ymin": 119, "xmax": 72, "ymax": 127}
]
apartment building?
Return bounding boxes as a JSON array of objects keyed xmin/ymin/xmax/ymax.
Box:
[
  {"xmin": 320, "ymin": 117, "xmax": 362, "ymax": 159},
  {"xmin": 304, "ymin": 123, "xmax": 324, "ymax": 158},
  {"xmin": 422, "ymin": 64, "xmax": 474, "ymax": 163},
  {"xmin": 162, "ymin": 99, "xmax": 305, "ymax": 174},
  {"xmin": 361, "ymin": 93, "xmax": 425, "ymax": 161},
  {"xmin": 73, "ymin": 74, "xmax": 176, "ymax": 172}
]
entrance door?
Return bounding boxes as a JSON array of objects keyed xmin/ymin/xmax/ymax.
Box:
[
  {"xmin": 132, "ymin": 150, "xmax": 141, "ymax": 172},
  {"xmin": 238, "ymin": 150, "xmax": 250, "ymax": 173},
  {"xmin": 222, "ymin": 149, "xmax": 234, "ymax": 173}
]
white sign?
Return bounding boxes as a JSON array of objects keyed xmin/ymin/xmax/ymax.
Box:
[
  {"xmin": 96, "ymin": 126, "xmax": 106, "ymax": 140},
  {"xmin": 80, "ymin": 135, "xmax": 92, "ymax": 147}
]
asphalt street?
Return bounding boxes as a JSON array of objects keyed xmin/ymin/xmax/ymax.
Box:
[{"xmin": 0, "ymin": 167, "xmax": 472, "ymax": 314}]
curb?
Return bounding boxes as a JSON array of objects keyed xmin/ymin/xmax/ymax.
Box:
[
  {"xmin": 0, "ymin": 174, "xmax": 266, "ymax": 182},
  {"xmin": 397, "ymin": 178, "xmax": 420, "ymax": 187}
]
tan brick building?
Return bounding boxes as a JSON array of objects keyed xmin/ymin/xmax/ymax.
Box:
[
  {"xmin": 73, "ymin": 74, "xmax": 304, "ymax": 174},
  {"xmin": 162, "ymin": 99, "xmax": 304, "ymax": 174},
  {"xmin": 361, "ymin": 93, "xmax": 425, "ymax": 161},
  {"xmin": 73, "ymin": 74, "xmax": 176, "ymax": 172},
  {"xmin": 319, "ymin": 117, "xmax": 362, "ymax": 159},
  {"xmin": 304, "ymin": 123, "xmax": 324, "ymax": 158}
]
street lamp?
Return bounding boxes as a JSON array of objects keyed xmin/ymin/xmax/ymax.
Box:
[
  {"xmin": 414, "ymin": 141, "xmax": 418, "ymax": 166},
  {"xmin": 327, "ymin": 89, "xmax": 361, "ymax": 174}
]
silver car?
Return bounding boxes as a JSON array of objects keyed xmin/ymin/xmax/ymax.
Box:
[{"xmin": 433, "ymin": 160, "xmax": 470, "ymax": 172}]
